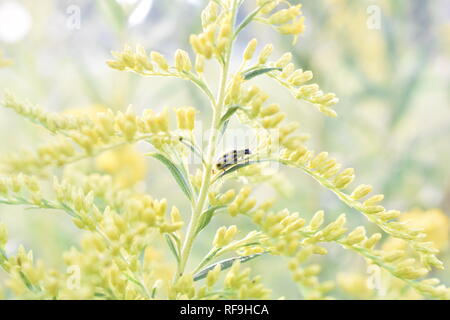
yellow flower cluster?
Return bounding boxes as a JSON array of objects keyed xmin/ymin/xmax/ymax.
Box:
[
  {"xmin": 221, "ymin": 5, "xmax": 337, "ymax": 117},
  {"xmin": 0, "ymin": 138, "xmax": 76, "ymax": 175},
  {"xmin": 209, "ymin": 188, "xmax": 236, "ymax": 206},
  {"xmin": 1, "ymin": 244, "xmax": 49, "ymax": 298},
  {"xmin": 271, "ymin": 65, "xmax": 339, "ymax": 117},
  {"xmin": 0, "ymin": 171, "xmax": 186, "ymax": 299},
  {"xmin": 95, "ymin": 145, "xmax": 147, "ymax": 188},
  {"xmin": 1, "ymin": 96, "xmax": 193, "ymax": 176},
  {"xmin": 255, "ymin": 1, "xmax": 306, "ymax": 42},
  {"xmin": 107, "ymin": 45, "xmax": 158, "ymax": 73},
  {"xmin": 265, "ymin": 54, "xmax": 338, "ymax": 116},
  {"xmin": 253, "ymin": 207, "xmax": 306, "ymax": 255},
  {"xmin": 212, "ymin": 228, "xmax": 265, "ymax": 256},
  {"xmin": 227, "ymin": 186, "xmax": 257, "ymax": 217},
  {"xmin": 279, "ymin": 147, "xmax": 444, "ymax": 273},
  {"xmin": 108, "ymin": 44, "xmax": 195, "ymax": 77},
  {"xmin": 250, "ymin": 204, "xmax": 450, "ymax": 299},
  {"xmin": 63, "ymin": 173, "xmax": 131, "ymax": 211},
  {"xmin": 221, "ymin": 63, "xmax": 337, "ymax": 149},
  {"xmin": 228, "ymin": 82, "xmax": 288, "ymax": 129},
  {"xmin": 213, "ymin": 225, "xmax": 238, "ymax": 248},
  {"xmin": 3, "ymin": 93, "xmax": 91, "ymax": 133},
  {"xmin": 190, "ymin": 1, "xmax": 233, "ymax": 60},
  {"xmin": 223, "ymin": 260, "xmax": 271, "ymax": 299},
  {"xmin": 175, "ymin": 107, "xmax": 196, "ymax": 131},
  {"xmin": 0, "ymin": 174, "xmax": 42, "ymax": 205},
  {"xmin": 169, "ymin": 259, "xmax": 271, "ymax": 300},
  {"xmin": 241, "ymin": 180, "xmax": 446, "ymax": 298},
  {"xmin": 288, "ymin": 250, "xmax": 335, "ymax": 300}
]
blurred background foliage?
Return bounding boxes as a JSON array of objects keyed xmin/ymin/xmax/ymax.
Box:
[{"xmin": 0, "ymin": 0, "xmax": 449, "ymax": 299}]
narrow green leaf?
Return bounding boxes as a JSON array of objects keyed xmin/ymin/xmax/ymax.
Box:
[
  {"xmin": 139, "ymin": 246, "xmax": 147, "ymax": 266},
  {"xmin": 217, "ymin": 159, "xmax": 274, "ymax": 179},
  {"xmin": 149, "ymin": 153, "xmax": 194, "ymax": 201},
  {"xmin": 233, "ymin": 3, "xmax": 269, "ymax": 39},
  {"xmin": 59, "ymin": 202, "xmax": 79, "ymax": 218},
  {"xmin": 94, "ymin": 292, "xmax": 107, "ymax": 298},
  {"xmin": 220, "ymin": 105, "xmax": 242, "ymax": 127},
  {"xmin": 19, "ymin": 271, "xmax": 37, "ymax": 292},
  {"xmin": 179, "ymin": 138, "xmax": 205, "ymax": 165},
  {"xmin": 196, "ymin": 205, "xmax": 226, "ymax": 235},
  {"xmin": 243, "ymin": 67, "xmax": 282, "ymax": 80},
  {"xmin": 151, "ymin": 286, "xmax": 158, "ymax": 299},
  {"xmin": 193, "ymin": 253, "xmax": 266, "ymax": 282},
  {"xmin": 123, "ymin": 273, "xmax": 151, "ymax": 298},
  {"xmin": 164, "ymin": 234, "xmax": 180, "ymax": 264},
  {"xmin": 170, "ymin": 232, "xmax": 181, "ymax": 247},
  {"xmin": 124, "ymin": 273, "xmax": 145, "ymax": 288},
  {"xmin": 219, "ymin": 105, "xmax": 243, "ymax": 140},
  {"xmin": 194, "ymin": 247, "xmax": 222, "ymax": 274}
]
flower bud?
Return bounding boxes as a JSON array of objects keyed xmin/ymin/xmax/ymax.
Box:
[
  {"xmin": 151, "ymin": 51, "xmax": 169, "ymax": 71},
  {"xmin": 351, "ymin": 185, "xmax": 373, "ymax": 200},
  {"xmin": 175, "ymin": 49, "xmax": 192, "ymax": 72},
  {"xmin": 258, "ymin": 44, "xmax": 274, "ymax": 65},
  {"xmin": 243, "ymin": 39, "xmax": 258, "ymax": 60}
]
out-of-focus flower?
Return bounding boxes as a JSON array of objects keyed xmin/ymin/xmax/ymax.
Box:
[
  {"xmin": 402, "ymin": 209, "xmax": 450, "ymax": 251},
  {"xmin": 326, "ymin": 0, "xmax": 389, "ymax": 83},
  {"xmin": 337, "ymin": 273, "xmax": 373, "ymax": 299},
  {"xmin": 95, "ymin": 144, "xmax": 147, "ymax": 188},
  {"xmin": 383, "ymin": 209, "xmax": 450, "ymax": 251},
  {"xmin": 65, "ymin": 105, "xmax": 148, "ymax": 188}
]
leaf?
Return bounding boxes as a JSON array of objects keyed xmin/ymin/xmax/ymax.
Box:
[
  {"xmin": 234, "ymin": 3, "xmax": 269, "ymax": 39},
  {"xmin": 179, "ymin": 138, "xmax": 205, "ymax": 165},
  {"xmin": 19, "ymin": 271, "xmax": 37, "ymax": 292},
  {"xmin": 59, "ymin": 202, "xmax": 79, "ymax": 218},
  {"xmin": 220, "ymin": 105, "xmax": 242, "ymax": 127},
  {"xmin": 164, "ymin": 234, "xmax": 180, "ymax": 264},
  {"xmin": 216, "ymin": 159, "xmax": 274, "ymax": 179},
  {"xmin": 123, "ymin": 273, "xmax": 151, "ymax": 298},
  {"xmin": 139, "ymin": 246, "xmax": 147, "ymax": 267},
  {"xmin": 219, "ymin": 106, "xmax": 243, "ymax": 140},
  {"xmin": 196, "ymin": 205, "xmax": 226, "ymax": 235},
  {"xmin": 151, "ymin": 286, "xmax": 158, "ymax": 299},
  {"xmin": 124, "ymin": 273, "xmax": 144, "ymax": 288},
  {"xmin": 243, "ymin": 67, "xmax": 282, "ymax": 80},
  {"xmin": 149, "ymin": 153, "xmax": 194, "ymax": 201},
  {"xmin": 193, "ymin": 253, "xmax": 266, "ymax": 282},
  {"xmin": 94, "ymin": 292, "xmax": 107, "ymax": 298}
]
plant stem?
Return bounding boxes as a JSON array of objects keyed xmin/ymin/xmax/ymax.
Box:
[{"xmin": 176, "ymin": 0, "xmax": 239, "ymax": 280}]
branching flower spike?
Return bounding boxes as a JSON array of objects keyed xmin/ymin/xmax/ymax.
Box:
[{"xmin": 0, "ymin": 0, "xmax": 448, "ymax": 300}]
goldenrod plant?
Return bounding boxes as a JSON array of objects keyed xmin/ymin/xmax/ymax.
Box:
[{"xmin": 0, "ymin": 0, "xmax": 449, "ymax": 300}]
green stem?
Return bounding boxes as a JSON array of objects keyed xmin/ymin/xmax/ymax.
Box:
[{"xmin": 176, "ymin": 0, "xmax": 239, "ymax": 280}]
